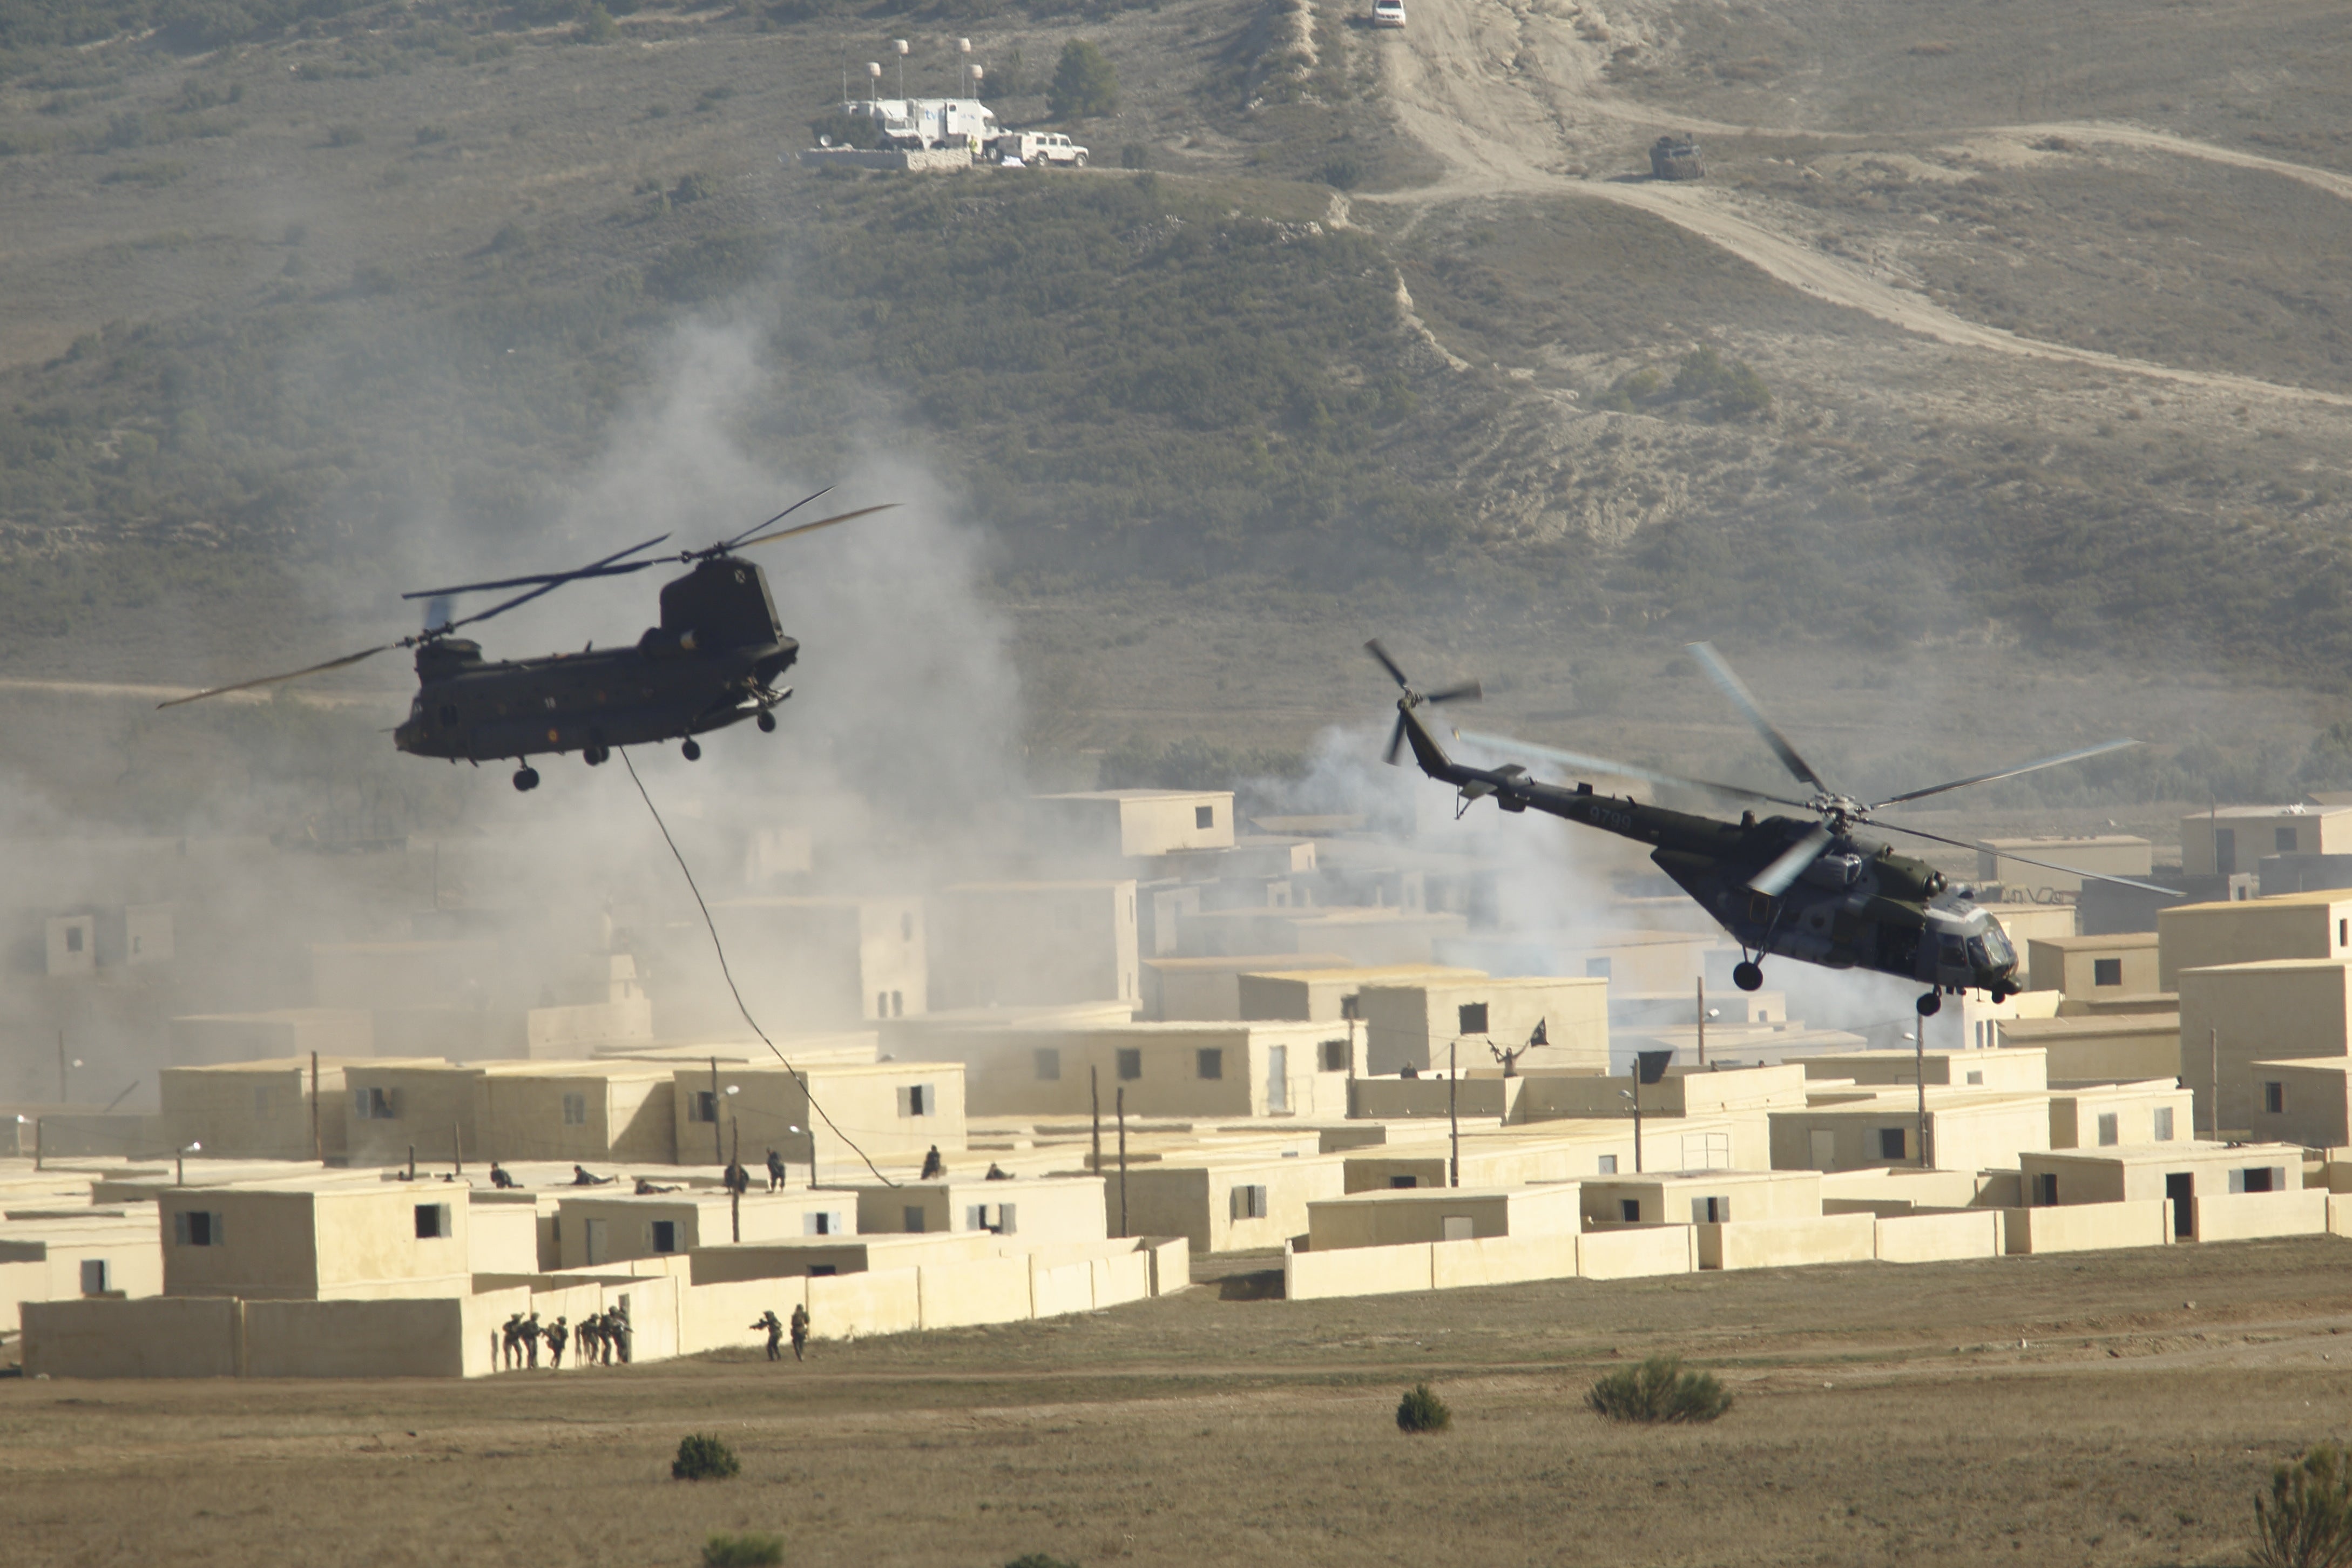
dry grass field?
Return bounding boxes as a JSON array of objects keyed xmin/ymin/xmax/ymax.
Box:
[{"xmin": 7, "ymin": 1238, "xmax": 2352, "ymax": 1566}]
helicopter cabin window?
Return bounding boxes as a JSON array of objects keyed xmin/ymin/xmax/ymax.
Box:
[
  {"xmin": 2093, "ymin": 958, "xmax": 2123, "ymax": 987},
  {"xmin": 1939, "ymin": 935, "xmax": 1967, "ymax": 968}
]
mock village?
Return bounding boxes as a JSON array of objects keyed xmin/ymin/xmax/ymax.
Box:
[{"xmin": 8, "ymin": 776, "xmax": 2352, "ymax": 1381}]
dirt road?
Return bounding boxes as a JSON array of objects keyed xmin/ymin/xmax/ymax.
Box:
[{"xmin": 1366, "ymin": 0, "xmax": 2352, "ymax": 407}]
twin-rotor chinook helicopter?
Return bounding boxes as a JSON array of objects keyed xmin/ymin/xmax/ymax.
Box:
[
  {"xmin": 1367, "ymin": 639, "xmax": 2180, "ymax": 1018},
  {"xmin": 163, "ymin": 491, "xmax": 891, "ymax": 790}
]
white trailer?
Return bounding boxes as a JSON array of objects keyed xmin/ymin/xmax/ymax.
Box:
[{"xmin": 826, "ymin": 97, "xmax": 1001, "ymax": 152}]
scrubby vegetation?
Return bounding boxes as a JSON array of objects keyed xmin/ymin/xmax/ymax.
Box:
[
  {"xmin": 671, "ymin": 1434, "xmax": 740, "ymax": 1480},
  {"xmin": 1396, "ymin": 1383, "xmax": 1451, "ymax": 1433},
  {"xmin": 2253, "ymin": 1443, "xmax": 2352, "ymax": 1568},
  {"xmin": 1587, "ymin": 1356, "xmax": 1733, "ymax": 1424},
  {"xmin": 701, "ymin": 1532, "xmax": 783, "ymax": 1567}
]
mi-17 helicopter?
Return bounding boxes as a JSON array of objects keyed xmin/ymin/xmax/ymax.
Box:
[
  {"xmin": 161, "ymin": 491, "xmax": 891, "ymax": 791},
  {"xmin": 1367, "ymin": 639, "xmax": 2180, "ymax": 1017}
]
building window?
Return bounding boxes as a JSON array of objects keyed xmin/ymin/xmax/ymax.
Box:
[
  {"xmin": 1321, "ymin": 1039, "xmax": 1348, "ymax": 1072},
  {"xmin": 650, "ymin": 1220, "xmax": 678, "ymax": 1253},
  {"xmin": 690, "ymin": 1091, "xmax": 717, "ymax": 1124},
  {"xmin": 1389, "ymin": 1174, "xmax": 1417, "ymax": 1188},
  {"xmin": 2153, "ymin": 1106, "xmax": 2175, "ymax": 1141},
  {"xmin": 1340, "ymin": 994, "xmax": 1361, "ymax": 1022},
  {"xmin": 1034, "ymin": 1048, "xmax": 1062, "ymax": 1082},
  {"xmin": 805, "ymin": 1212, "xmax": 842, "ymax": 1237},
  {"xmin": 965, "ymin": 1203, "xmax": 1011, "ymax": 1233},
  {"xmin": 561, "ymin": 1093, "xmax": 587, "ymax": 1127},
  {"xmin": 354, "ymin": 1086, "xmax": 396, "ymax": 1121},
  {"xmin": 1878, "ymin": 1127, "xmax": 1907, "ymax": 1160},
  {"xmin": 1965, "ymin": 1071, "xmax": 1983, "ymax": 1086},
  {"xmin": 1597, "ymin": 1155, "xmax": 1618, "ymax": 1175},
  {"xmin": 1228, "ymin": 1185, "xmax": 1268, "ymax": 1220},
  {"xmin": 2264, "ymin": 1081, "xmax": 2286, "ymax": 1115},
  {"xmin": 2341, "ymin": 918, "xmax": 2348, "ymax": 949},
  {"xmin": 2279, "ymin": 826, "xmax": 2299, "ymax": 853},
  {"xmin": 2232, "ymin": 1166, "xmax": 2281, "ymax": 1194},
  {"xmin": 898, "ymin": 1084, "xmax": 934, "ymax": 1117},
  {"xmin": 415, "ymin": 1203, "xmax": 451, "ymax": 1239},
  {"xmin": 1195, "ymin": 805, "xmax": 1214, "ymax": 829},
  {"xmin": 1197, "ymin": 1049, "xmax": 1224, "ymax": 1080},
  {"xmin": 902, "ymin": 1206, "xmax": 927, "ymax": 1234},
  {"xmin": 1619, "ymin": 1199, "xmax": 1641, "ymax": 1222},
  {"xmin": 80, "ymin": 1259, "xmax": 110, "ymax": 1295},
  {"xmin": 996, "ymin": 1203, "xmax": 1018, "ymax": 1236},
  {"xmin": 65, "ymin": 925, "xmax": 83, "ymax": 954},
  {"xmin": 1457, "ymin": 1003, "xmax": 1489, "ymax": 1035},
  {"xmin": 2036, "ymin": 1172, "xmax": 2058, "ymax": 1206},
  {"xmin": 2093, "ymin": 958, "xmax": 2123, "ymax": 987},
  {"xmin": 1117, "ymin": 1049, "xmax": 1142, "ymax": 1082},
  {"xmin": 891, "ymin": 990, "xmax": 904, "ymax": 1017},
  {"xmin": 172, "ymin": 1211, "xmax": 221, "ymax": 1247},
  {"xmin": 1691, "ymin": 1195, "xmax": 1729, "ymax": 1224},
  {"xmin": 2097, "ymin": 1112, "xmax": 2119, "ymax": 1147}
]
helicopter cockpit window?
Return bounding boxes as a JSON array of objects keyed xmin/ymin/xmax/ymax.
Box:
[{"xmin": 1973, "ymin": 925, "xmax": 2016, "ymax": 970}]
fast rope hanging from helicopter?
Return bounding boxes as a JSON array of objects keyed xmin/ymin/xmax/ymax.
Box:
[{"xmin": 618, "ymin": 747, "xmax": 897, "ymax": 1187}]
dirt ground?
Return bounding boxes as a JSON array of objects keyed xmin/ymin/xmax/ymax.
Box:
[{"xmin": 6, "ymin": 1237, "xmax": 2352, "ymax": 1567}]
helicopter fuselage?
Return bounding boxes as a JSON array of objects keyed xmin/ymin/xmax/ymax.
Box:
[
  {"xmin": 391, "ymin": 555, "xmax": 798, "ymax": 766},
  {"xmin": 1401, "ymin": 709, "xmax": 2022, "ymax": 996}
]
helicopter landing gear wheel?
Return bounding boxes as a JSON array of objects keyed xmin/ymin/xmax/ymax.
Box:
[
  {"xmin": 755, "ymin": 709, "xmax": 776, "ymax": 734},
  {"xmin": 1732, "ymin": 961, "xmax": 1763, "ymax": 992},
  {"xmin": 1916, "ymin": 991, "xmax": 1942, "ymax": 1018},
  {"xmin": 583, "ymin": 746, "xmax": 606, "ymax": 767},
  {"xmin": 681, "ymin": 738, "xmax": 702, "ymax": 761},
  {"xmin": 512, "ymin": 766, "xmax": 540, "ymax": 792}
]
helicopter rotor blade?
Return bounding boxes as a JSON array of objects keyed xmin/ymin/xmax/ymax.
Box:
[
  {"xmin": 1870, "ymin": 820, "xmax": 2186, "ymax": 897},
  {"xmin": 1423, "ymin": 680, "xmax": 1484, "ymax": 706},
  {"xmin": 728, "ymin": 503, "xmax": 898, "ymax": 552},
  {"xmin": 401, "ymin": 532, "xmax": 674, "ymax": 602},
  {"xmin": 1871, "ymin": 738, "xmax": 2144, "ymax": 808},
  {"xmin": 718, "ymin": 486, "xmax": 835, "ymax": 552},
  {"xmin": 1364, "ymin": 639, "xmax": 1411, "ymax": 690},
  {"xmin": 156, "ymin": 644, "xmax": 399, "ymax": 710},
  {"xmin": 1450, "ymin": 729, "xmax": 1814, "ymax": 809},
  {"xmin": 1748, "ymin": 823, "xmax": 1835, "ymax": 897},
  {"xmin": 1383, "ymin": 713, "xmax": 1409, "ymax": 766},
  {"xmin": 1686, "ymin": 641, "xmax": 1831, "ymax": 793}
]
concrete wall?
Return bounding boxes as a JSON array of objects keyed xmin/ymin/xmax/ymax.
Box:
[
  {"xmin": 470, "ymin": 1069, "xmax": 678, "ymax": 1165},
  {"xmin": 1874, "ymin": 1210, "xmax": 2003, "ymax": 1263},
  {"xmin": 1306, "ymin": 1185, "xmax": 1583, "ymax": 1251},
  {"xmin": 2000, "ymin": 1199, "xmax": 2168, "ymax": 1254},
  {"xmin": 1583, "ymin": 1170, "xmax": 1822, "ymax": 1227},
  {"xmin": 1285, "ymin": 1240, "xmax": 1434, "ymax": 1300},
  {"xmin": 1575, "ymin": 1225, "xmax": 1697, "ymax": 1279},
  {"xmin": 854, "ymin": 1177, "xmax": 1105, "ymax": 1244},
  {"xmin": 23, "ymin": 1295, "xmax": 242, "ymax": 1378},
  {"xmin": 347, "ymin": 1064, "xmax": 477, "ymax": 1166},
  {"xmin": 2161, "ymin": 896, "xmax": 2352, "ymax": 990},
  {"xmin": 1695, "ymin": 1213, "xmax": 1875, "ymax": 1270},
  {"xmin": 1770, "ymin": 1098, "xmax": 2049, "ymax": 1174},
  {"xmin": 1238, "ymin": 965, "xmax": 1482, "ymax": 1024},
  {"xmin": 243, "ymin": 1296, "xmax": 477, "ymax": 1378},
  {"xmin": 2190, "ymin": 1188, "xmax": 2329, "ymax": 1242}
]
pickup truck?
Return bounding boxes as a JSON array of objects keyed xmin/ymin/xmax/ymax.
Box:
[
  {"xmin": 1371, "ymin": 0, "xmax": 1406, "ymax": 28},
  {"xmin": 992, "ymin": 131, "xmax": 1090, "ymax": 167}
]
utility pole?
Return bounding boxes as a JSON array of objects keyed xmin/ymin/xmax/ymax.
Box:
[
  {"xmin": 708, "ymin": 1057, "xmax": 724, "ymax": 1165},
  {"xmin": 1915, "ymin": 1015, "xmax": 1929, "ymax": 1170},
  {"xmin": 1090, "ymin": 1066, "xmax": 1103, "ymax": 1177},
  {"xmin": 1116, "ymin": 1087, "xmax": 1128, "ymax": 1238},
  {"xmin": 1628, "ymin": 1062, "xmax": 1644, "ymax": 1173},
  {"xmin": 57, "ymin": 1032, "xmax": 66, "ymax": 1103},
  {"xmin": 2210, "ymin": 1028, "xmax": 2220, "ymax": 1137},
  {"xmin": 452, "ymin": 1118, "xmax": 463, "ymax": 1175},
  {"xmin": 1695, "ymin": 978, "xmax": 1706, "ymax": 1067},
  {"xmin": 310, "ymin": 1051, "xmax": 322, "ymax": 1165},
  {"xmin": 407, "ymin": 1144, "xmax": 416, "ymax": 1183},
  {"xmin": 730, "ymin": 1117, "xmax": 742, "ymax": 1243},
  {"xmin": 1447, "ymin": 1038, "xmax": 1460, "ymax": 1188}
]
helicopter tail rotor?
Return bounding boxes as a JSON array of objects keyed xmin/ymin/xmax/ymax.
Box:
[{"xmin": 1365, "ymin": 640, "xmax": 1482, "ymax": 766}]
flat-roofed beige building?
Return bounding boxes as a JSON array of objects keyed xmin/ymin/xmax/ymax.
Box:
[
  {"xmin": 1583, "ymin": 1168, "xmax": 1822, "ymax": 1227},
  {"xmin": 2246, "ymin": 1060, "xmax": 2352, "ymax": 1150},
  {"xmin": 2049, "ymin": 1080, "xmax": 2193, "ymax": 1150},
  {"xmin": 1308, "ymin": 1183, "xmax": 1584, "ymax": 1250},
  {"xmin": 1143, "ymin": 954, "xmax": 1350, "ymax": 1023},
  {"xmin": 921, "ymin": 1020, "xmax": 1346, "ymax": 1120},
  {"xmin": 553, "ymin": 1189, "xmax": 852, "ymax": 1267},
  {"xmin": 1802, "ymin": 1049, "xmax": 2047, "ymax": 1094},
  {"xmin": 2019, "ymin": 1141, "xmax": 2302, "ymax": 1215},
  {"xmin": 1116, "ymin": 1152, "xmax": 1349, "ymax": 1251},
  {"xmin": 1770, "ymin": 1091, "xmax": 2050, "ymax": 1173},
  {"xmin": 1236, "ymin": 964, "xmax": 1485, "ymax": 1025},
  {"xmin": 0, "ymin": 1214, "xmax": 164, "ymax": 1331},
  {"xmin": 1178, "ymin": 906, "xmax": 1468, "ymax": 968},
  {"xmin": 934, "ymin": 881, "xmax": 1140, "ymax": 1010},
  {"xmin": 1359, "ymin": 975, "xmax": 1608, "ymax": 1075},
  {"xmin": 2029, "ymin": 933, "xmax": 2161, "ymax": 1001},
  {"xmin": 1978, "ymin": 836, "xmax": 2152, "ymax": 899},
  {"xmin": 707, "ymin": 896, "xmax": 927, "ymax": 1028},
  {"xmin": 159, "ymin": 1176, "xmax": 472, "ymax": 1300},
  {"xmin": 161, "ymin": 1056, "xmax": 417, "ymax": 1161},
  {"xmin": 670, "ymin": 1060, "xmax": 966, "ymax": 1172},
  {"xmin": 1344, "ymin": 1123, "xmax": 1673, "ymax": 1190},
  {"xmin": 2159, "ymin": 891, "xmax": 2352, "ymax": 990},
  {"xmin": 471, "ymin": 1062, "xmax": 679, "ymax": 1166},
  {"xmin": 854, "ymin": 1174, "xmax": 1107, "ymax": 1243},
  {"xmin": 1031, "ymin": 789, "xmax": 1236, "ymax": 859},
  {"xmin": 2182, "ymin": 804, "xmax": 2352, "ymax": 877},
  {"xmin": 2177, "ymin": 958, "xmax": 2352, "ymax": 1133},
  {"xmin": 1996, "ymin": 1014, "xmax": 2181, "ymax": 1082}
]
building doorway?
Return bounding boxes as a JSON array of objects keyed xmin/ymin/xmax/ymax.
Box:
[
  {"xmin": 2165, "ymin": 1172, "xmax": 2193, "ymax": 1238},
  {"xmin": 1266, "ymin": 1045, "xmax": 1288, "ymax": 1113}
]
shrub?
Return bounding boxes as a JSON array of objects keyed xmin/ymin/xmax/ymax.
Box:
[
  {"xmin": 415, "ymin": 124, "xmax": 450, "ymax": 145},
  {"xmin": 1047, "ymin": 40, "xmax": 1118, "ymax": 118},
  {"xmin": 672, "ymin": 171, "xmax": 715, "ymax": 204},
  {"xmin": 2253, "ymin": 1443, "xmax": 2352, "ymax": 1568},
  {"xmin": 672, "ymin": 1433, "xmax": 740, "ymax": 1481},
  {"xmin": 1587, "ymin": 1355, "xmax": 1733, "ymax": 1424},
  {"xmin": 1119, "ymin": 143, "xmax": 1148, "ymax": 170},
  {"xmin": 580, "ymin": 4, "xmax": 619, "ymax": 43},
  {"xmin": 1396, "ymin": 1383, "xmax": 1451, "ymax": 1434},
  {"xmin": 702, "ymin": 1533, "xmax": 782, "ymax": 1567},
  {"xmin": 326, "ymin": 124, "xmax": 364, "ymax": 147},
  {"xmin": 1318, "ymin": 154, "xmax": 1363, "ymax": 190},
  {"xmin": 1005, "ymin": 1556, "xmax": 1079, "ymax": 1568},
  {"xmin": 808, "ymin": 108, "xmax": 880, "ymax": 149},
  {"xmin": 1670, "ymin": 346, "xmax": 1771, "ymax": 418}
]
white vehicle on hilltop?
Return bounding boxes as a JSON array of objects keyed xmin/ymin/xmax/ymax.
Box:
[
  {"xmin": 1371, "ymin": 0, "xmax": 1406, "ymax": 28},
  {"xmin": 825, "ymin": 97, "xmax": 1000, "ymax": 151},
  {"xmin": 993, "ymin": 130, "xmax": 1089, "ymax": 167}
]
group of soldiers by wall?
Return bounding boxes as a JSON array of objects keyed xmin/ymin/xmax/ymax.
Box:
[
  {"xmin": 498, "ymin": 1302, "xmax": 631, "ymax": 1370},
  {"xmin": 752, "ymin": 1304, "xmax": 811, "ymax": 1362}
]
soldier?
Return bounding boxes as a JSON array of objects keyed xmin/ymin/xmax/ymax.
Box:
[
  {"xmin": 984, "ymin": 1162, "xmax": 1010, "ymax": 1180},
  {"xmin": 724, "ymin": 1159, "xmax": 751, "ymax": 1199},
  {"xmin": 788, "ymin": 1302, "xmax": 809, "ymax": 1363},
  {"xmin": 765, "ymin": 1149, "xmax": 787, "ymax": 1192},
  {"xmin": 920, "ymin": 1145, "xmax": 944, "ymax": 1180},
  {"xmin": 572, "ymin": 1164, "xmax": 614, "ymax": 1186},
  {"xmin": 634, "ymin": 1178, "xmax": 680, "ymax": 1194},
  {"xmin": 501, "ymin": 1312, "xmax": 525, "ymax": 1370},
  {"xmin": 609, "ymin": 1302, "xmax": 633, "ymax": 1364},
  {"xmin": 522, "ymin": 1312, "xmax": 544, "ymax": 1370},
  {"xmin": 546, "ymin": 1315, "xmax": 569, "ymax": 1370},
  {"xmin": 752, "ymin": 1309, "xmax": 784, "ymax": 1361},
  {"xmin": 489, "ymin": 1161, "xmax": 519, "ymax": 1190},
  {"xmin": 576, "ymin": 1310, "xmax": 602, "ymax": 1367}
]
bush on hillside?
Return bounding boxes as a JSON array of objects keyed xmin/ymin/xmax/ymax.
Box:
[
  {"xmin": 1587, "ymin": 1355, "xmax": 1733, "ymax": 1424},
  {"xmin": 1047, "ymin": 40, "xmax": 1117, "ymax": 118},
  {"xmin": 2253, "ymin": 1442, "xmax": 2352, "ymax": 1568},
  {"xmin": 1396, "ymin": 1383, "xmax": 1451, "ymax": 1433},
  {"xmin": 672, "ymin": 1433, "xmax": 740, "ymax": 1480},
  {"xmin": 1671, "ymin": 346, "xmax": 1771, "ymax": 418},
  {"xmin": 702, "ymin": 1533, "xmax": 783, "ymax": 1567}
]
